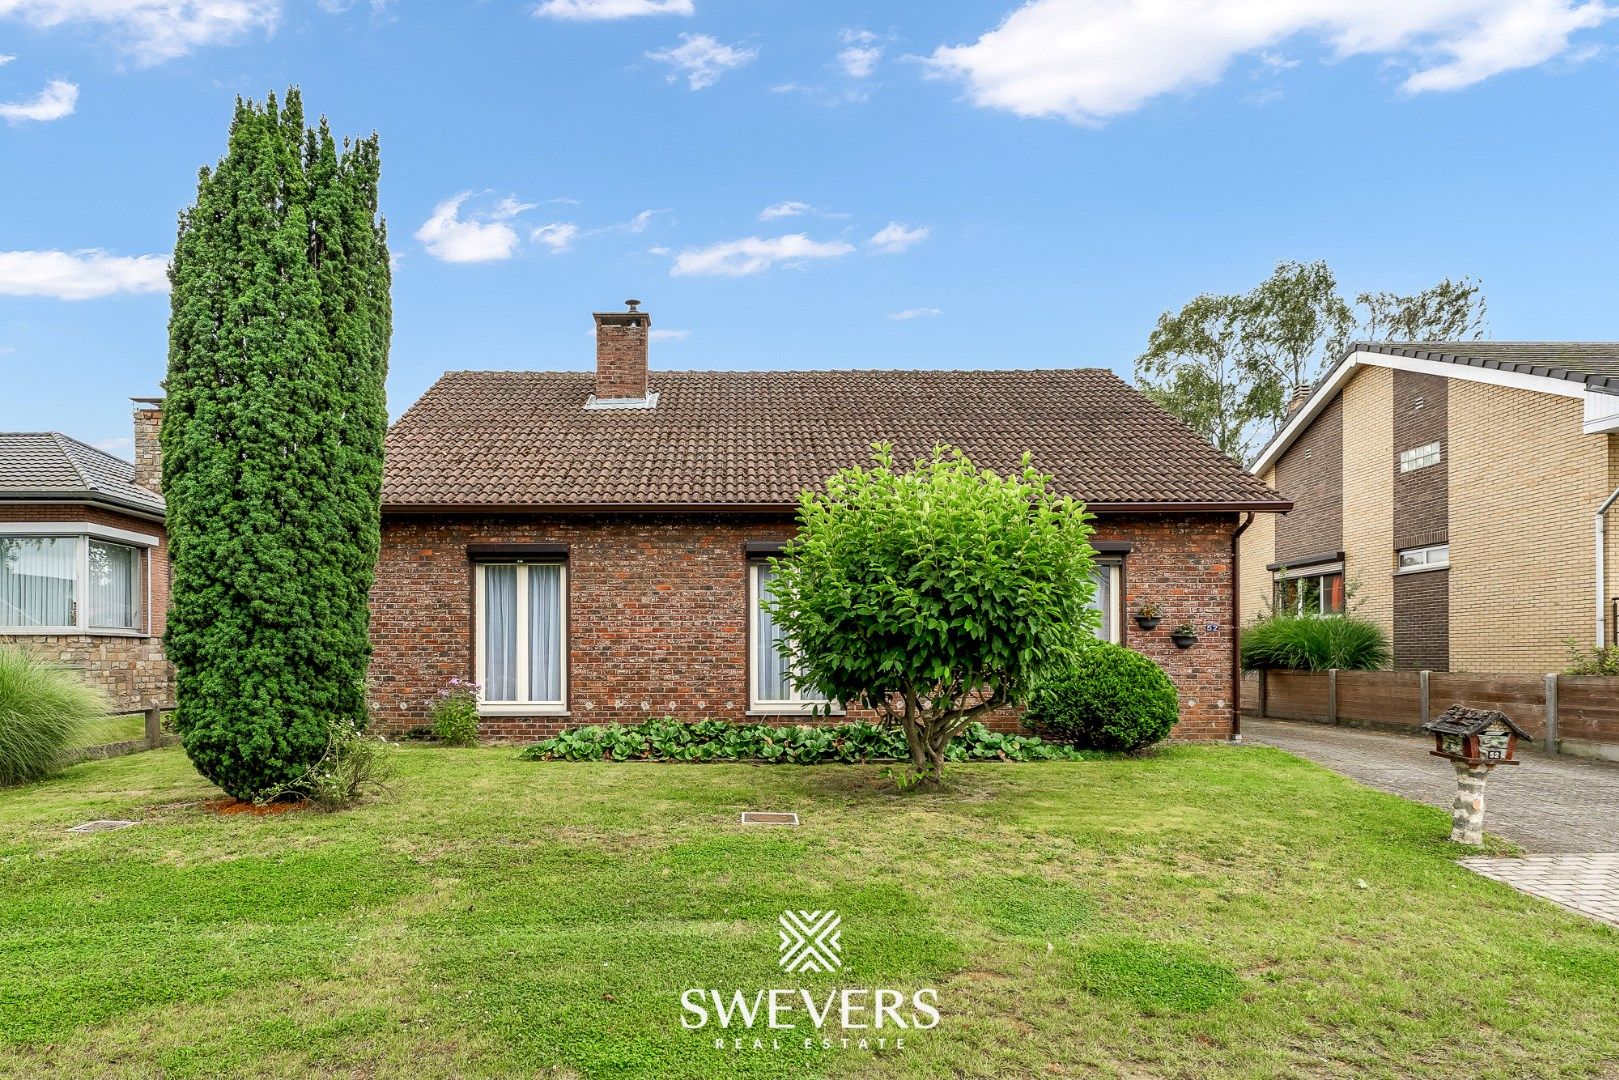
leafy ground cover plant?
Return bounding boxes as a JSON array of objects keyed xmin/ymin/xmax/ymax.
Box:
[
  {"xmin": 519, "ymin": 717, "xmax": 1083, "ymax": 764},
  {"xmin": 429, "ymin": 679, "xmax": 480, "ymax": 746},
  {"xmin": 1239, "ymin": 614, "xmax": 1391, "ymax": 671},
  {"xmin": 0, "ymin": 648, "xmax": 109, "ymax": 786},
  {"xmin": 1024, "ymin": 642, "xmax": 1179, "ymax": 752}
]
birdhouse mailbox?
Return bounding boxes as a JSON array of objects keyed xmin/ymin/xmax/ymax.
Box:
[{"xmin": 1423, "ymin": 705, "xmax": 1530, "ymax": 766}]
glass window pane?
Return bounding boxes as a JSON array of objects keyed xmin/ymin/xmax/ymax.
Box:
[
  {"xmin": 1089, "ymin": 564, "xmax": 1115, "ymax": 642},
  {"xmin": 0, "ymin": 536, "xmax": 76, "ymax": 627},
  {"xmin": 88, "ymin": 541, "xmax": 140, "ymax": 630},
  {"xmin": 1399, "ymin": 550, "xmax": 1424, "ymax": 568},
  {"xmin": 1299, "ymin": 576, "xmax": 1322, "ymax": 614},
  {"xmin": 754, "ymin": 567, "xmax": 794, "ymax": 702},
  {"xmin": 1324, "ymin": 574, "xmax": 1345, "ymax": 614},
  {"xmin": 527, "ymin": 564, "xmax": 564, "ymax": 703},
  {"xmin": 483, "ymin": 565, "xmax": 518, "ymax": 702}
]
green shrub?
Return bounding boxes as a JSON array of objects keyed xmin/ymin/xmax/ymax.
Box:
[
  {"xmin": 0, "ymin": 648, "xmax": 110, "ymax": 786},
  {"xmin": 519, "ymin": 718, "xmax": 1083, "ymax": 764},
  {"xmin": 1563, "ymin": 640, "xmax": 1619, "ymax": 676},
  {"xmin": 1023, "ymin": 642, "xmax": 1179, "ymax": 752},
  {"xmin": 265, "ymin": 719, "xmax": 396, "ymax": 810},
  {"xmin": 429, "ymin": 679, "xmax": 480, "ymax": 746},
  {"xmin": 1239, "ymin": 615, "xmax": 1391, "ymax": 672}
]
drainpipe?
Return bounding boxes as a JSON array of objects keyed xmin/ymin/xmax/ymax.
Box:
[
  {"xmin": 1230, "ymin": 512, "xmax": 1255, "ymax": 742},
  {"xmin": 1598, "ymin": 485, "xmax": 1619, "ymax": 647}
]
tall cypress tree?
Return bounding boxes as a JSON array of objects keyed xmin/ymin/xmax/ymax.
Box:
[{"xmin": 163, "ymin": 90, "xmax": 390, "ymax": 800}]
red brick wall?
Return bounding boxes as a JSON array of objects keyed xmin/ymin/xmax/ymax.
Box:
[
  {"xmin": 0, "ymin": 502, "xmax": 172, "ymax": 712},
  {"xmin": 370, "ymin": 510, "xmax": 1241, "ymax": 742},
  {"xmin": 593, "ymin": 315, "xmax": 649, "ymax": 399}
]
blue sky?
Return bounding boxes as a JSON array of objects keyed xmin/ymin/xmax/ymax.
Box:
[{"xmin": 2, "ymin": 0, "xmax": 1617, "ymax": 458}]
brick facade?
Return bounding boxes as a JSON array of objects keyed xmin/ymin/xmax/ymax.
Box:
[
  {"xmin": 369, "ymin": 511, "xmax": 1242, "ymax": 742},
  {"xmin": 591, "ymin": 311, "xmax": 650, "ymax": 399},
  {"xmin": 1392, "ymin": 569, "xmax": 1449, "ymax": 671},
  {"xmin": 1340, "ymin": 366, "xmax": 1394, "ymax": 628},
  {"xmin": 0, "ymin": 502, "xmax": 172, "ymax": 713},
  {"xmin": 1273, "ymin": 392, "xmax": 1343, "ymax": 564},
  {"xmin": 1391, "ymin": 370, "xmax": 1449, "ymax": 551}
]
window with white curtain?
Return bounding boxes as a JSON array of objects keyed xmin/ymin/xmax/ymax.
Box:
[
  {"xmin": 476, "ymin": 561, "xmax": 566, "ymax": 710},
  {"xmin": 749, "ymin": 561, "xmax": 830, "ymax": 713},
  {"xmin": 1, "ymin": 531, "xmax": 148, "ymax": 633},
  {"xmin": 1089, "ymin": 562, "xmax": 1122, "ymax": 644}
]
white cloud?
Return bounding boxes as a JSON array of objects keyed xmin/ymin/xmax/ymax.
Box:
[
  {"xmin": 415, "ymin": 193, "xmax": 521, "ymax": 263},
  {"xmin": 838, "ymin": 28, "xmax": 883, "ymax": 77},
  {"xmin": 0, "ymin": 0, "xmax": 281, "ymax": 65},
  {"xmin": 534, "ymin": 0, "xmax": 691, "ymax": 19},
  {"xmin": 888, "ymin": 307, "xmax": 943, "ymax": 321},
  {"xmin": 0, "ymin": 77, "xmax": 76, "ymax": 122},
  {"xmin": 620, "ymin": 208, "xmax": 658, "ymax": 232},
  {"xmin": 492, "ymin": 196, "xmax": 536, "ymax": 219},
  {"xmin": 647, "ymin": 32, "xmax": 756, "ymax": 89},
  {"xmin": 759, "ymin": 200, "xmax": 812, "ymax": 220},
  {"xmin": 531, "ymin": 222, "xmax": 579, "ymax": 253},
  {"xmin": 0, "ymin": 249, "xmax": 168, "ymax": 300},
  {"xmin": 867, "ymin": 222, "xmax": 929, "ymax": 254},
  {"xmin": 0, "ymin": 53, "xmax": 13, "ymax": 64},
  {"xmin": 670, "ymin": 234, "xmax": 855, "ymax": 277},
  {"xmin": 927, "ymin": 0, "xmax": 1614, "ymax": 124},
  {"xmin": 649, "ymin": 327, "xmax": 689, "ymax": 342},
  {"xmin": 93, "ymin": 435, "xmax": 132, "ymax": 453}
]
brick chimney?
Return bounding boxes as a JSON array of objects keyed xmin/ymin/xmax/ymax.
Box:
[
  {"xmin": 592, "ymin": 300, "xmax": 651, "ymax": 403},
  {"xmin": 1285, "ymin": 381, "xmax": 1313, "ymax": 417},
  {"xmin": 131, "ymin": 397, "xmax": 163, "ymax": 494}
]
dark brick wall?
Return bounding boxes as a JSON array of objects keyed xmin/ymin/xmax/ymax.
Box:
[
  {"xmin": 593, "ymin": 314, "xmax": 649, "ymax": 399},
  {"xmin": 1393, "ymin": 569, "xmax": 1449, "ymax": 671},
  {"xmin": 1274, "ymin": 393, "xmax": 1343, "ymax": 564},
  {"xmin": 1392, "ymin": 370, "xmax": 1448, "ymax": 551},
  {"xmin": 370, "ymin": 511, "xmax": 1242, "ymax": 742},
  {"xmin": 0, "ymin": 502, "xmax": 172, "ymax": 711}
]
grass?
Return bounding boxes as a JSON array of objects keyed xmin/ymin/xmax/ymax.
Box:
[
  {"xmin": 64, "ymin": 712, "xmax": 147, "ymax": 750},
  {"xmin": 0, "ymin": 745, "xmax": 1615, "ymax": 1078}
]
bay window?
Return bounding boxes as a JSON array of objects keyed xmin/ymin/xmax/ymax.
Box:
[
  {"xmin": 0, "ymin": 526, "xmax": 151, "ymax": 634},
  {"xmin": 475, "ymin": 560, "xmax": 567, "ymax": 712}
]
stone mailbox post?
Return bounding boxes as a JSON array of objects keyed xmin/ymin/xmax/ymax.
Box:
[{"xmin": 1422, "ymin": 704, "xmax": 1530, "ymax": 845}]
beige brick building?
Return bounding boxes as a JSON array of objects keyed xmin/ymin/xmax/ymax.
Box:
[{"xmin": 1240, "ymin": 343, "xmax": 1619, "ymax": 674}]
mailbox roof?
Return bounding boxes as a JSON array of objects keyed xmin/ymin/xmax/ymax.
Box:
[{"xmin": 1422, "ymin": 704, "xmax": 1533, "ymax": 740}]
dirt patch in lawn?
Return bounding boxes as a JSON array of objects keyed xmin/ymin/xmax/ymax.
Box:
[{"xmin": 203, "ymin": 797, "xmax": 310, "ymax": 816}]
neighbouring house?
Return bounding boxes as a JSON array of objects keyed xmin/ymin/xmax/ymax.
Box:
[
  {"xmin": 1241, "ymin": 342, "xmax": 1619, "ymax": 673},
  {"xmin": 0, "ymin": 400, "xmax": 172, "ymax": 712},
  {"xmin": 373, "ymin": 303, "xmax": 1290, "ymax": 741}
]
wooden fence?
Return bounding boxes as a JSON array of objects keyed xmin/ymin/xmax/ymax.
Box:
[
  {"xmin": 62, "ymin": 706, "xmax": 178, "ymax": 764},
  {"xmin": 1244, "ymin": 670, "xmax": 1619, "ymax": 763}
]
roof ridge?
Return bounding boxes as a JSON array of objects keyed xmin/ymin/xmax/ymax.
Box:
[
  {"xmin": 48, "ymin": 432, "xmax": 98, "ymax": 492},
  {"xmin": 441, "ymin": 366, "xmax": 1119, "ymax": 377}
]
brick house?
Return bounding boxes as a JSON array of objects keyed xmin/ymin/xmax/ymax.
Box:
[
  {"xmin": 373, "ymin": 303, "xmax": 1291, "ymax": 741},
  {"xmin": 0, "ymin": 401, "xmax": 173, "ymax": 712},
  {"xmin": 1240, "ymin": 342, "xmax": 1619, "ymax": 673}
]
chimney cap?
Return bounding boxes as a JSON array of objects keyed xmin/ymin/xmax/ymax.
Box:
[
  {"xmin": 625, "ymin": 299, "xmax": 641, "ymax": 312},
  {"xmin": 130, "ymin": 396, "xmax": 164, "ymax": 406}
]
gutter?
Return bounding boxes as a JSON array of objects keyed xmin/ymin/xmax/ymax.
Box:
[
  {"xmin": 1230, "ymin": 512, "xmax": 1254, "ymax": 742},
  {"xmin": 1599, "ymin": 484, "xmax": 1619, "ymax": 647},
  {"xmin": 380, "ymin": 498, "xmax": 1296, "ymax": 516}
]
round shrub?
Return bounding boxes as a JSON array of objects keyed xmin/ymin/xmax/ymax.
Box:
[
  {"xmin": 0, "ymin": 647, "xmax": 110, "ymax": 786},
  {"xmin": 1024, "ymin": 643, "xmax": 1178, "ymax": 752}
]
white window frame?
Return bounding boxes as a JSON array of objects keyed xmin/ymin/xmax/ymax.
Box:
[
  {"xmin": 473, "ymin": 560, "xmax": 569, "ymax": 716},
  {"xmin": 1092, "ymin": 561, "xmax": 1122, "ymax": 644},
  {"xmin": 0, "ymin": 522, "xmax": 156, "ymax": 637},
  {"xmin": 1396, "ymin": 544, "xmax": 1450, "ymax": 575},
  {"xmin": 748, "ymin": 560, "xmax": 839, "ymax": 716},
  {"xmin": 1399, "ymin": 441, "xmax": 1442, "ymax": 473}
]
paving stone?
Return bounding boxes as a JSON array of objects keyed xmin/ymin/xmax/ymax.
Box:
[
  {"xmin": 1458, "ymin": 855, "xmax": 1619, "ymax": 928},
  {"xmin": 1246, "ymin": 718, "xmax": 1619, "ymax": 853}
]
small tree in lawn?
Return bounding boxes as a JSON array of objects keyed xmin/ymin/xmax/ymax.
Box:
[{"xmin": 763, "ymin": 444, "xmax": 1098, "ymax": 787}]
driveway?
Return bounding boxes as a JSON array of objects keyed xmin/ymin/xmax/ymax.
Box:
[
  {"xmin": 1248, "ymin": 718, "xmax": 1619, "ymax": 927},
  {"xmin": 1245, "ymin": 718, "xmax": 1619, "ymax": 854}
]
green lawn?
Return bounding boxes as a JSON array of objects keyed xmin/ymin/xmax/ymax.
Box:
[{"xmin": 1, "ymin": 745, "xmax": 1616, "ymax": 1079}]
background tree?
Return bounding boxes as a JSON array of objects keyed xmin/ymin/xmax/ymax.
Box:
[
  {"xmin": 1135, "ymin": 293, "xmax": 1255, "ymax": 460},
  {"xmin": 163, "ymin": 89, "xmax": 390, "ymax": 801},
  {"xmin": 763, "ymin": 444, "xmax": 1098, "ymax": 787},
  {"xmin": 1136, "ymin": 262, "xmax": 1487, "ymax": 462}
]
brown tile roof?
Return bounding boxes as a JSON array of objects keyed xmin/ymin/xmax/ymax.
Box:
[{"xmin": 383, "ymin": 368, "xmax": 1288, "ymax": 512}]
